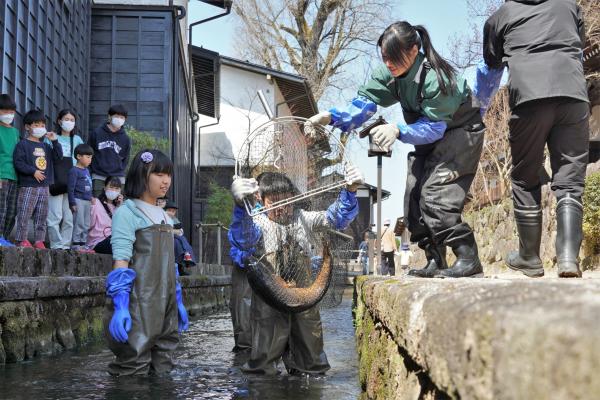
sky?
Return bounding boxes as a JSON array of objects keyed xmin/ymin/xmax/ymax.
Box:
[{"xmin": 188, "ymin": 0, "xmax": 478, "ymax": 225}]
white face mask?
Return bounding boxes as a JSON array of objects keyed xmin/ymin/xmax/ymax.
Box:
[
  {"xmin": 105, "ymin": 190, "xmax": 120, "ymax": 201},
  {"xmin": 0, "ymin": 113, "xmax": 15, "ymax": 125},
  {"xmin": 111, "ymin": 117, "xmax": 125, "ymax": 129},
  {"xmin": 60, "ymin": 120, "xmax": 75, "ymax": 132},
  {"xmin": 31, "ymin": 127, "xmax": 47, "ymax": 138}
]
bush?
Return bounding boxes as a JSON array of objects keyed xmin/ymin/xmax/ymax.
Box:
[
  {"xmin": 126, "ymin": 126, "xmax": 171, "ymax": 171},
  {"xmin": 203, "ymin": 182, "xmax": 234, "ymax": 227},
  {"xmin": 583, "ymin": 171, "xmax": 600, "ymax": 255}
]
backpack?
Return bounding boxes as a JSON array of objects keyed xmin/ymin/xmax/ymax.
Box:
[{"xmin": 49, "ymin": 135, "xmax": 74, "ymax": 196}]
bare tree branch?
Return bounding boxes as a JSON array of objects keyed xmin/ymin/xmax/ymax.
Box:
[{"xmin": 232, "ymin": 0, "xmax": 394, "ymax": 101}]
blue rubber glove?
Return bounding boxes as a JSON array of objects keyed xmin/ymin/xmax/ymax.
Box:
[
  {"xmin": 329, "ymin": 96, "xmax": 377, "ymax": 132},
  {"xmin": 106, "ymin": 268, "xmax": 136, "ymax": 343},
  {"xmin": 326, "ymin": 189, "xmax": 359, "ymax": 230},
  {"xmin": 175, "ymin": 266, "xmax": 189, "ymax": 333},
  {"xmin": 397, "ymin": 117, "xmax": 447, "ymax": 146},
  {"xmin": 228, "ymin": 205, "xmax": 262, "ymax": 268},
  {"xmin": 473, "ymin": 60, "xmax": 503, "ymax": 116}
]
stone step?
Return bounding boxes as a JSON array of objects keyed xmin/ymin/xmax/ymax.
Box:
[
  {"xmin": 0, "ymin": 274, "xmax": 231, "ymax": 302},
  {"xmin": 0, "ymin": 247, "xmax": 233, "ymax": 278},
  {"xmin": 0, "ymin": 247, "xmax": 112, "ymax": 277}
]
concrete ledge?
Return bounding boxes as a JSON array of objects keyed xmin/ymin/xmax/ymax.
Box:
[
  {"xmin": 354, "ymin": 276, "xmax": 600, "ymax": 399},
  {"xmin": 0, "ymin": 247, "xmax": 112, "ymax": 277},
  {"xmin": 0, "ymin": 276, "xmax": 106, "ymax": 301},
  {"xmin": 0, "ymin": 275, "xmax": 231, "ymax": 301}
]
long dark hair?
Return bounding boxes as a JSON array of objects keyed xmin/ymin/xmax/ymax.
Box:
[
  {"xmin": 55, "ymin": 109, "xmax": 78, "ymax": 137},
  {"xmin": 377, "ymin": 21, "xmax": 457, "ymax": 95},
  {"xmin": 98, "ymin": 176, "xmax": 123, "ymax": 206}
]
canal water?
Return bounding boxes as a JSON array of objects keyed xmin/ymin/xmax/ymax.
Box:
[{"xmin": 0, "ymin": 291, "xmax": 360, "ymax": 400}]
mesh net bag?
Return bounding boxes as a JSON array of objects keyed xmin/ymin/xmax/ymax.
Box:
[{"xmin": 235, "ymin": 116, "xmax": 353, "ymax": 313}]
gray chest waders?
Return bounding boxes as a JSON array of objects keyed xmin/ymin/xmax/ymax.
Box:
[{"xmin": 104, "ymin": 224, "xmax": 178, "ymax": 376}]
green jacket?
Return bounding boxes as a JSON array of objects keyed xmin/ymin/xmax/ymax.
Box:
[
  {"xmin": 0, "ymin": 125, "xmax": 19, "ymax": 181},
  {"xmin": 358, "ymin": 53, "xmax": 471, "ymax": 123}
]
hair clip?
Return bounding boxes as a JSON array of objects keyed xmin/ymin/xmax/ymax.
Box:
[{"xmin": 140, "ymin": 152, "xmax": 153, "ymax": 163}]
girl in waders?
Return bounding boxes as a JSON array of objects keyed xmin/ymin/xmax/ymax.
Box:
[
  {"xmin": 305, "ymin": 21, "xmax": 485, "ymax": 278},
  {"xmin": 104, "ymin": 149, "xmax": 189, "ymax": 376}
]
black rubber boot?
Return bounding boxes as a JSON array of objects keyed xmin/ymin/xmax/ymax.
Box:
[
  {"xmin": 436, "ymin": 233, "xmax": 483, "ymax": 278},
  {"xmin": 408, "ymin": 241, "xmax": 447, "ymax": 278},
  {"xmin": 506, "ymin": 205, "xmax": 544, "ymax": 278},
  {"xmin": 556, "ymin": 194, "xmax": 583, "ymax": 278}
]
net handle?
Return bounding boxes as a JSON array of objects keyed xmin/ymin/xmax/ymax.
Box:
[{"xmin": 244, "ymin": 179, "xmax": 348, "ymax": 217}]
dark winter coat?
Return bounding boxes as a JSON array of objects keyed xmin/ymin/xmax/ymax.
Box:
[{"xmin": 484, "ymin": 0, "xmax": 589, "ymax": 108}]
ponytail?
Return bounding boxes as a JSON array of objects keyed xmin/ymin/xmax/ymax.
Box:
[
  {"xmin": 412, "ymin": 25, "xmax": 456, "ymax": 95},
  {"xmin": 378, "ymin": 22, "xmax": 457, "ymax": 95}
]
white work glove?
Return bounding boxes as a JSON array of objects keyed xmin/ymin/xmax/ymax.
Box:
[
  {"xmin": 303, "ymin": 111, "xmax": 332, "ymax": 139},
  {"xmin": 370, "ymin": 123, "xmax": 400, "ymax": 151},
  {"xmin": 344, "ymin": 163, "xmax": 364, "ymax": 186},
  {"xmin": 231, "ymin": 177, "xmax": 259, "ymax": 205}
]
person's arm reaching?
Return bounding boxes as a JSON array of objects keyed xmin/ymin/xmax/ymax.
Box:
[{"xmin": 228, "ymin": 205, "xmax": 262, "ymax": 268}]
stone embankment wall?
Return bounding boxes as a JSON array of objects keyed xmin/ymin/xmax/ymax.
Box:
[
  {"xmin": 0, "ymin": 248, "xmax": 231, "ymax": 364},
  {"xmin": 354, "ymin": 276, "xmax": 600, "ymax": 399}
]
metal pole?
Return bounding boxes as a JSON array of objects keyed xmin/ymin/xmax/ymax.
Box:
[
  {"xmin": 367, "ymin": 234, "xmax": 374, "ymax": 275},
  {"xmin": 257, "ymin": 90, "xmax": 274, "ymax": 120},
  {"xmin": 198, "ymin": 224, "xmax": 203, "ymax": 264},
  {"xmin": 217, "ymin": 223, "xmax": 222, "ymax": 265},
  {"xmin": 375, "ymin": 155, "xmax": 383, "ymax": 276}
]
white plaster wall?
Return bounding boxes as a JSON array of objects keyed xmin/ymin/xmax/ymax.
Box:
[{"xmin": 197, "ymin": 65, "xmax": 280, "ymax": 167}]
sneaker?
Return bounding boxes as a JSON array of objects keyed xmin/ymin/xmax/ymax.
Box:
[
  {"xmin": 19, "ymin": 240, "xmax": 33, "ymax": 248},
  {"xmin": 183, "ymin": 252, "xmax": 192, "ymax": 262},
  {"xmin": 33, "ymin": 241, "xmax": 47, "ymax": 250},
  {"xmin": 80, "ymin": 247, "xmax": 95, "ymax": 254},
  {"xmin": 0, "ymin": 237, "xmax": 15, "ymax": 247}
]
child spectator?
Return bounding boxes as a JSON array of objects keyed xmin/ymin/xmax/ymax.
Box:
[
  {"xmin": 399, "ymin": 242, "xmax": 413, "ymax": 270},
  {"xmin": 164, "ymin": 200, "xmax": 196, "ymax": 276},
  {"xmin": 13, "ymin": 110, "xmax": 63, "ymax": 249},
  {"xmin": 157, "ymin": 197, "xmax": 167, "ymax": 209},
  {"xmin": 68, "ymin": 144, "xmax": 94, "ymax": 252},
  {"xmin": 0, "ymin": 94, "xmax": 19, "ymax": 246},
  {"xmin": 87, "ymin": 104, "xmax": 131, "ymax": 197},
  {"xmin": 87, "ymin": 176, "xmax": 123, "ymax": 254},
  {"xmin": 46, "ymin": 109, "xmax": 84, "ymax": 249},
  {"xmin": 357, "ymin": 231, "xmax": 369, "ymax": 275}
]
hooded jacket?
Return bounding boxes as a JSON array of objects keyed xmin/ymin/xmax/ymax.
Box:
[
  {"xmin": 484, "ymin": 0, "xmax": 588, "ymax": 108},
  {"xmin": 87, "ymin": 123, "xmax": 131, "ymax": 177}
]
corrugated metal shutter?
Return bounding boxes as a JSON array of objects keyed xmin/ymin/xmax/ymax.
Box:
[
  {"xmin": 191, "ymin": 47, "xmax": 220, "ymax": 119},
  {"xmin": 89, "ymin": 9, "xmax": 172, "ymax": 139},
  {"xmin": 0, "ymin": 0, "xmax": 91, "ymax": 134}
]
